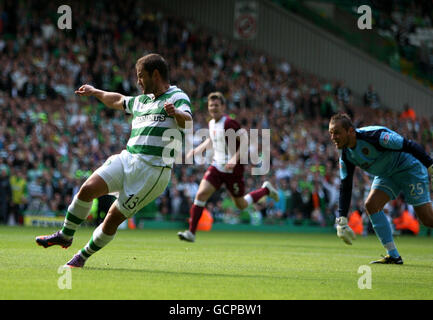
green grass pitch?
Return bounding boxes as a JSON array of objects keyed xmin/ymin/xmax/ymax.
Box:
[{"xmin": 0, "ymin": 225, "xmax": 432, "ymax": 300}]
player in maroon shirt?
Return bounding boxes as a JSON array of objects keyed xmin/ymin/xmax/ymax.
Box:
[{"xmin": 178, "ymin": 92, "xmax": 279, "ymax": 242}]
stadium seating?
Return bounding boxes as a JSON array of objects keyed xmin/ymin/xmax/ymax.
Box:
[{"xmin": 0, "ymin": 0, "xmax": 432, "ymax": 230}]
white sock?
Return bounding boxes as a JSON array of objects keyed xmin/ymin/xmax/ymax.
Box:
[
  {"xmin": 194, "ymin": 199, "xmax": 206, "ymax": 207},
  {"xmin": 79, "ymin": 224, "xmax": 115, "ymax": 260},
  {"xmin": 61, "ymin": 196, "xmax": 93, "ymax": 239},
  {"xmin": 243, "ymin": 194, "xmax": 253, "ymax": 206}
]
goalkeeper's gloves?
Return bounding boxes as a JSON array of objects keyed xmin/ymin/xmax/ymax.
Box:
[{"xmin": 336, "ymin": 216, "xmax": 356, "ymax": 245}]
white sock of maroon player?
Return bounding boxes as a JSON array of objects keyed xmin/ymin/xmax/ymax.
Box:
[{"xmin": 244, "ymin": 188, "xmax": 269, "ymax": 205}]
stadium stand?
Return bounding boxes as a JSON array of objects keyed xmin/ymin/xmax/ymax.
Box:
[
  {"xmin": 0, "ymin": 0, "xmax": 432, "ymax": 233},
  {"xmin": 273, "ymin": 0, "xmax": 433, "ymax": 88}
]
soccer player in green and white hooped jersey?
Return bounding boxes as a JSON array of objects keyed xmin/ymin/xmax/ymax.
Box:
[{"xmin": 36, "ymin": 53, "xmax": 193, "ymax": 268}]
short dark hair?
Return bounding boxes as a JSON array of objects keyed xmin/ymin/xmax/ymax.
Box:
[
  {"xmin": 208, "ymin": 92, "xmax": 226, "ymax": 105},
  {"xmin": 330, "ymin": 112, "xmax": 354, "ymax": 130},
  {"xmin": 136, "ymin": 53, "xmax": 169, "ymax": 82}
]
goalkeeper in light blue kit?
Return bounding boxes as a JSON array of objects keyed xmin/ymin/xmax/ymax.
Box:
[{"xmin": 328, "ymin": 113, "xmax": 433, "ymax": 264}]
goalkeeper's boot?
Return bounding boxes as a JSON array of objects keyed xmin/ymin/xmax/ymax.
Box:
[
  {"xmin": 178, "ymin": 230, "xmax": 195, "ymax": 242},
  {"xmin": 370, "ymin": 255, "xmax": 403, "ymax": 265},
  {"xmin": 36, "ymin": 231, "xmax": 72, "ymax": 249},
  {"xmin": 262, "ymin": 181, "xmax": 280, "ymax": 202},
  {"xmin": 336, "ymin": 217, "xmax": 356, "ymax": 245},
  {"xmin": 65, "ymin": 253, "xmax": 86, "ymax": 268}
]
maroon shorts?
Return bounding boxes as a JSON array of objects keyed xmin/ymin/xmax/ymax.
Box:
[{"xmin": 203, "ymin": 166, "xmax": 245, "ymax": 197}]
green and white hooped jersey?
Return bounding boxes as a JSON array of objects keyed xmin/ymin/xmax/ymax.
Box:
[{"xmin": 123, "ymin": 85, "xmax": 192, "ymax": 168}]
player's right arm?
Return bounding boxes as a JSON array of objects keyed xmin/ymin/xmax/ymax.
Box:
[
  {"xmin": 338, "ymin": 154, "xmax": 356, "ymax": 218},
  {"xmin": 336, "ymin": 152, "xmax": 356, "ymax": 245},
  {"xmin": 75, "ymin": 84, "xmax": 125, "ymax": 110}
]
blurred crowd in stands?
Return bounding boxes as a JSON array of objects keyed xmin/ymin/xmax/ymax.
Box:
[
  {"xmin": 374, "ymin": 0, "xmax": 433, "ymax": 77},
  {"xmin": 0, "ymin": 0, "xmax": 432, "ymax": 229}
]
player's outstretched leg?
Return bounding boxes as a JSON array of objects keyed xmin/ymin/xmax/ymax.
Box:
[
  {"xmin": 243, "ymin": 181, "xmax": 279, "ymax": 207},
  {"xmin": 35, "ymin": 174, "xmax": 108, "ymax": 249},
  {"xmin": 35, "ymin": 196, "xmax": 93, "ymax": 248},
  {"xmin": 36, "ymin": 230, "xmax": 73, "ymax": 249},
  {"xmin": 261, "ymin": 181, "xmax": 279, "ymax": 202},
  {"xmin": 65, "ymin": 224, "xmax": 115, "ymax": 268},
  {"xmin": 65, "ymin": 204, "xmax": 124, "ymax": 268}
]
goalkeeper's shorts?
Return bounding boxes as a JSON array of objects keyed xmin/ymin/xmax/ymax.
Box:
[{"xmin": 372, "ymin": 160, "xmax": 430, "ymax": 207}]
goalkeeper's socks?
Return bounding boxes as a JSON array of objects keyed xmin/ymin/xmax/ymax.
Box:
[
  {"xmin": 79, "ymin": 224, "xmax": 115, "ymax": 260},
  {"xmin": 369, "ymin": 210, "xmax": 400, "ymax": 258},
  {"xmin": 61, "ymin": 196, "xmax": 93, "ymax": 240}
]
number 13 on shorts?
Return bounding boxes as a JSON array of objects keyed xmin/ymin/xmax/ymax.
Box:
[{"xmin": 123, "ymin": 194, "xmax": 139, "ymax": 210}]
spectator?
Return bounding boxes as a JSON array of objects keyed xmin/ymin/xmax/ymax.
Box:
[
  {"xmin": 264, "ymin": 201, "xmax": 284, "ymax": 224},
  {"xmin": 286, "ymin": 179, "xmax": 302, "ymax": 220},
  {"xmin": 0, "ymin": 168, "xmax": 11, "ymax": 224},
  {"xmin": 26, "ymin": 176, "xmax": 44, "ymax": 215},
  {"xmin": 170, "ymin": 188, "xmax": 183, "ymax": 220},
  {"xmin": 275, "ymin": 178, "xmax": 290, "ymax": 218},
  {"xmin": 311, "ymin": 180, "xmax": 326, "ymax": 226},
  {"xmin": 400, "ymin": 103, "xmax": 416, "ymax": 121},
  {"xmin": 9, "ymin": 168, "xmax": 27, "ymax": 225},
  {"xmin": 363, "ymin": 84, "xmax": 381, "ymax": 109},
  {"xmin": 334, "ymin": 80, "xmax": 352, "ymax": 107}
]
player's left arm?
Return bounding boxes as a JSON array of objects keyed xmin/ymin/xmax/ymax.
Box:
[
  {"xmin": 376, "ymin": 130, "xmax": 433, "ymax": 172},
  {"xmin": 402, "ymin": 139, "xmax": 433, "ymax": 174},
  {"xmin": 164, "ymin": 103, "xmax": 192, "ymax": 128},
  {"xmin": 164, "ymin": 94, "xmax": 193, "ymax": 129},
  {"xmin": 403, "ymin": 140, "xmax": 433, "ymax": 189}
]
